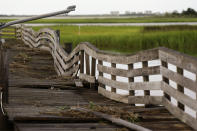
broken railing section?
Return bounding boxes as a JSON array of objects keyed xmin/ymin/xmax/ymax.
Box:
[{"xmin": 16, "ymin": 26, "xmax": 197, "ymax": 130}]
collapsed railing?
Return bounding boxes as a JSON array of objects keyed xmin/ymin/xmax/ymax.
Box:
[{"xmin": 16, "ymin": 25, "xmax": 197, "ymax": 130}]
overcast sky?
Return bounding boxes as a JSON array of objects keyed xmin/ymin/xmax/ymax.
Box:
[{"xmin": 1, "ymin": 0, "xmax": 197, "ymax": 15}]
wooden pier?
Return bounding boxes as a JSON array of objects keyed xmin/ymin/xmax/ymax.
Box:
[{"xmin": 0, "ymin": 25, "xmax": 197, "ymax": 130}]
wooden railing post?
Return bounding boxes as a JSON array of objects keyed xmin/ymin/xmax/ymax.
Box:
[
  {"xmin": 80, "ymin": 51, "xmax": 84, "ymax": 74},
  {"xmin": 161, "ymin": 61, "xmax": 171, "ymax": 101},
  {"xmin": 98, "ymin": 60, "xmax": 105, "ymax": 88},
  {"xmin": 111, "ymin": 63, "xmax": 116, "ymax": 93},
  {"xmin": 90, "ymin": 57, "xmax": 96, "ymax": 88},
  {"xmin": 177, "ymin": 67, "xmax": 185, "ymax": 111},
  {"xmin": 128, "ymin": 63, "xmax": 135, "ymax": 106},
  {"xmin": 85, "ymin": 53, "xmax": 90, "ymax": 75},
  {"xmin": 142, "ymin": 61, "xmax": 151, "ymax": 107}
]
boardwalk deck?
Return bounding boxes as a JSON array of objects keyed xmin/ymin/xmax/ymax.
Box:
[{"xmin": 1, "ymin": 39, "xmax": 194, "ymax": 131}]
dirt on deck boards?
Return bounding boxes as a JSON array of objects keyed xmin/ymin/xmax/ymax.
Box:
[{"xmin": 1, "ymin": 39, "xmax": 194, "ymax": 131}]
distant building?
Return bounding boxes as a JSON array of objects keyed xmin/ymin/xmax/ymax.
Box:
[
  {"xmin": 125, "ymin": 11, "xmax": 131, "ymax": 15},
  {"xmin": 145, "ymin": 10, "xmax": 152, "ymax": 15},
  {"xmin": 154, "ymin": 12, "xmax": 162, "ymax": 15},
  {"xmin": 130, "ymin": 12, "xmax": 137, "ymax": 15},
  {"xmin": 110, "ymin": 11, "xmax": 120, "ymax": 16},
  {"xmin": 137, "ymin": 12, "xmax": 143, "ymax": 15}
]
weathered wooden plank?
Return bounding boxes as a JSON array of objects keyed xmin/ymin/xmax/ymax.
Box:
[
  {"xmin": 162, "ymin": 97, "xmax": 197, "ymax": 130},
  {"xmin": 128, "ymin": 96, "xmax": 162, "ymax": 105},
  {"xmin": 97, "ymin": 64, "xmax": 160, "ymax": 78},
  {"xmin": 54, "ymin": 51, "xmax": 67, "ymax": 70},
  {"xmin": 98, "ymin": 86, "xmax": 128, "ymax": 103},
  {"xmin": 54, "ymin": 57, "xmax": 65, "ymax": 75},
  {"xmin": 63, "ymin": 65, "xmax": 79, "ymax": 76},
  {"xmin": 74, "ymin": 107, "xmax": 151, "ymax": 131},
  {"xmin": 161, "ymin": 82, "xmax": 197, "ymax": 111},
  {"xmin": 98, "ymin": 76, "xmax": 161, "ymax": 91},
  {"xmin": 159, "ymin": 47, "xmax": 197, "ymax": 73},
  {"xmin": 56, "ymin": 45, "xmax": 68, "ymax": 59},
  {"xmin": 161, "ymin": 66, "xmax": 196, "ymax": 92},
  {"xmin": 81, "ymin": 42, "xmax": 159, "ymax": 64},
  {"xmin": 129, "ymin": 82, "xmax": 161, "ymax": 90},
  {"xmin": 98, "ymin": 76, "xmax": 129, "ymax": 90},
  {"xmin": 15, "ymin": 123, "xmax": 121, "ymax": 131},
  {"xmin": 79, "ymin": 74, "xmax": 95, "ymax": 83},
  {"xmin": 63, "ymin": 45, "xmax": 80, "ymax": 62},
  {"xmin": 64, "ymin": 55, "xmax": 79, "ymax": 70}
]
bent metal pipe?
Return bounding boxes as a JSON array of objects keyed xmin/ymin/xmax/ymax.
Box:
[{"xmin": 0, "ymin": 5, "xmax": 76, "ymax": 30}]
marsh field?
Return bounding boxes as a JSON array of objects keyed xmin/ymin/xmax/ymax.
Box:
[
  {"xmin": 1, "ymin": 17, "xmax": 197, "ymax": 56},
  {"xmin": 1, "ymin": 17, "xmax": 197, "ymax": 23},
  {"xmin": 32, "ymin": 25, "xmax": 197, "ymax": 57}
]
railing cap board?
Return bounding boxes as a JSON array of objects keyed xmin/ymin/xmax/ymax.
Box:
[{"xmin": 81, "ymin": 42, "xmax": 159, "ymax": 64}]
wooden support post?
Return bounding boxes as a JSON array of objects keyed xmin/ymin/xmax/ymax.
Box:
[
  {"xmin": 142, "ymin": 61, "xmax": 151, "ymax": 107},
  {"xmin": 80, "ymin": 51, "xmax": 84, "ymax": 74},
  {"xmin": 98, "ymin": 60, "xmax": 105, "ymax": 88},
  {"xmin": 177, "ymin": 67, "xmax": 185, "ymax": 111},
  {"xmin": 111, "ymin": 63, "xmax": 116, "ymax": 93},
  {"xmin": 128, "ymin": 63, "xmax": 135, "ymax": 106},
  {"xmin": 85, "ymin": 53, "xmax": 90, "ymax": 87},
  {"xmin": 85, "ymin": 53, "xmax": 90, "ymax": 75},
  {"xmin": 161, "ymin": 61, "xmax": 171, "ymax": 101},
  {"xmin": 90, "ymin": 57, "xmax": 96, "ymax": 88}
]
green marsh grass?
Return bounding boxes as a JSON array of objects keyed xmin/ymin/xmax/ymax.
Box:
[
  {"xmin": 32, "ymin": 25, "xmax": 197, "ymax": 56},
  {"xmin": 1, "ymin": 17, "xmax": 197, "ymax": 24}
]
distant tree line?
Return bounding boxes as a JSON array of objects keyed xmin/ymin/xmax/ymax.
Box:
[{"xmin": 167, "ymin": 8, "xmax": 197, "ymax": 17}]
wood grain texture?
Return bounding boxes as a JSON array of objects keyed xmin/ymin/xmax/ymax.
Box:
[
  {"xmin": 161, "ymin": 66, "xmax": 196, "ymax": 92},
  {"xmin": 98, "ymin": 86, "xmax": 128, "ymax": 103},
  {"xmin": 97, "ymin": 64, "xmax": 160, "ymax": 78},
  {"xmin": 128, "ymin": 96, "xmax": 162, "ymax": 105},
  {"xmin": 161, "ymin": 82, "xmax": 197, "ymax": 111},
  {"xmin": 162, "ymin": 97, "xmax": 197, "ymax": 130}
]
